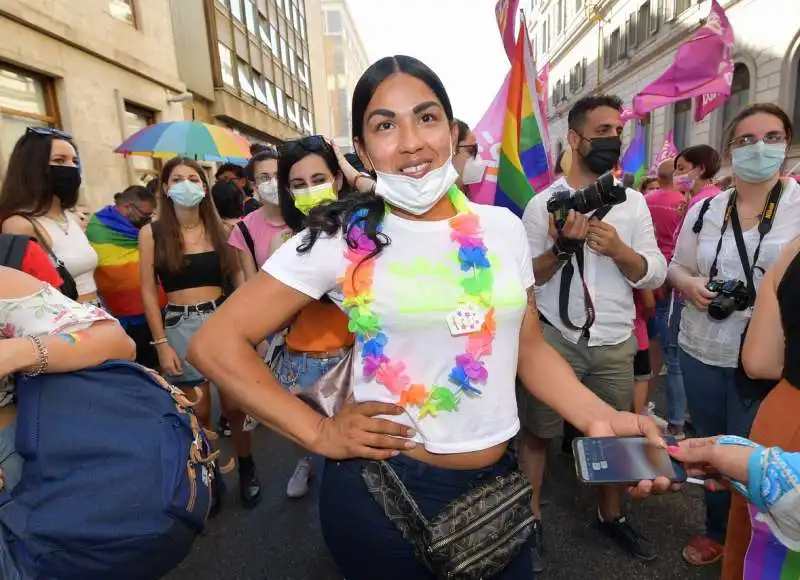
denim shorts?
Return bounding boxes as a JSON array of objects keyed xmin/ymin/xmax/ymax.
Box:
[
  {"xmin": 163, "ymin": 307, "xmax": 214, "ymax": 387},
  {"xmin": 273, "ymin": 350, "xmax": 344, "ymax": 393},
  {"xmin": 0, "ymin": 420, "xmax": 22, "ymax": 494}
]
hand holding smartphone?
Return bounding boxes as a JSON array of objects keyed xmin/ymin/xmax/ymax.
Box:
[{"xmin": 573, "ymin": 436, "xmax": 687, "ymax": 485}]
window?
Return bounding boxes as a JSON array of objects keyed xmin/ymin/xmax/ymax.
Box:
[
  {"xmin": 109, "ymin": 0, "xmax": 136, "ymax": 26},
  {"xmin": 637, "ymin": 2, "xmax": 650, "ymax": 44},
  {"xmin": 124, "ymin": 103, "xmax": 158, "ymax": 182},
  {"xmin": 575, "ymin": 0, "xmax": 583, "ymax": 9},
  {"xmin": 673, "ymin": 99, "xmax": 692, "ymax": 151},
  {"xmin": 0, "ymin": 64, "xmax": 59, "ymax": 165},
  {"xmin": 605, "ymin": 28, "xmax": 621, "ymax": 68},
  {"xmin": 237, "ymin": 60, "xmax": 255, "ymax": 97},
  {"xmin": 253, "ymin": 75, "xmax": 268, "ymax": 106},
  {"xmin": 721, "ymin": 64, "xmax": 751, "ymax": 138},
  {"xmin": 640, "ymin": 114, "xmax": 652, "ymax": 165},
  {"xmin": 556, "ymin": 0, "xmax": 564, "ymax": 34},
  {"xmin": 280, "ymin": 37, "xmax": 288, "ymax": 67},
  {"xmin": 230, "ymin": 0, "xmax": 243, "ymax": 22},
  {"xmin": 244, "ymin": 0, "xmax": 257, "ymax": 34},
  {"xmin": 264, "ymin": 80, "xmax": 278, "ymax": 114},
  {"xmin": 218, "ymin": 43, "xmax": 235, "ymax": 87},
  {"xmin": 299, "ymin": 62, "xmax": 309, "ymax": 88},
  {"xmin": 286, "ymin": 97, "xmax": 299, "ymax": 126},
  {"xmin": 675, "ymin": 0, "xmax": 691, "ymax": 15},
  {"xmin": 275, "ymin": 86, "xmax": 285, "ymax": 118},
  {"xmin": 259, "ymin": 17, "xmax": 274, "ymax": 51},
  {"xmin": 325, "ymin": 10, "xmax": 342, "ymax": 33}
]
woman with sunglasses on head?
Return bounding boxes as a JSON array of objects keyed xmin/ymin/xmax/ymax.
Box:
[
  {"xmin": 189, "ymin": 55, "xmax": 669, "ymax": 580},
  {"xmin": 139, "ymin": 157, "xmax": 261, "ymax": 515},
  {"xmin": 0, "ymin": 128, "xmax": 99, "ymax": 306},
  {"xmin": 451, "ymin": 119, "xmax": 486, "ymax": 192},
  {"xmin": 668, "ymin": 103, "xmax": 800, "ymax": 566},
  {"xmin": 263, "ymin": 135, "xmax": 355, "ymax": 499}
]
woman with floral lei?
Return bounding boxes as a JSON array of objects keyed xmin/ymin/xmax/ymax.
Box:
[{"xmin": 189, "ymin": 55, "xmax": 670, "ymax": 579}]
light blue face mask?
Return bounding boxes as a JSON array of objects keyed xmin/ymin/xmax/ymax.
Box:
[
  {"xmin": 168, "ymin": 180, "xmax": 206, "ymax": 208},
  {"xmin": 731, "ymin": 141, "xmax": 786, "ymax": 183}
]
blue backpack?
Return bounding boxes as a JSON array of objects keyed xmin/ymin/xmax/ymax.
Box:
[{"xmin": 0, "ymin": 360, "xmax": 215, "ymax": 580}]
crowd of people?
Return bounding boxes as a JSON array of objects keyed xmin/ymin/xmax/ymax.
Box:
[{"xmin": 0, "ymin": 54, "xmax": 797, "ymax": 580}]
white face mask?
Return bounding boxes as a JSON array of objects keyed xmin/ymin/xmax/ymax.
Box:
[
  {"xmin": 257, "ymin": 180, "xmax": 279, "ymax": 205},
  {"xmin": 461, "ymin": 155, "xmax": 486, "ymax": 185},
  {"xmin": 374, "ymin": 160, "xmax": 459, "ymax": 216}
]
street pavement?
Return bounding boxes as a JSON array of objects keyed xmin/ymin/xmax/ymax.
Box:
[{"xmin": 167, "ymin": 400, "xmax": 722, "ymax": 580}]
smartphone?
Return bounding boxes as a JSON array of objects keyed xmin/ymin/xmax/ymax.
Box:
[{"xmin": 572, "ymin": 436, "xmax": 687, "ymax": 485}]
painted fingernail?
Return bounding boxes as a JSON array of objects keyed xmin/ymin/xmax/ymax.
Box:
[
  {"xmin": 406, "ymin": 428, "xmax": 417, "ymax": 437},
  {"xmin": 390, "ymin": 450, "xmax": 400, "ymax": 456},
  {"xmin": 667, "ymin": 445, "xmax": 680, "ymax": 453},
  {"xmin": 405, "ymin": 441, "xmax": 417, "ymax": 449}
]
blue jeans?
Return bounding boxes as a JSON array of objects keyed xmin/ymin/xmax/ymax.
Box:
[
  {"xmin": 274, "ymin": 350, "xmax": 343, "ymax": 477},
  {"xmin": 0, "ymin": 420, "xmax": 22, "ymax": 494},
  {"xmin": 0, "ymin": 528, "xmax": 27, "ymax": 580},
  {"xmin": 649, "ymin": 296, "xmax": 687, "ymax": 427},
  {"xmin": 679, "ymin": 348, "xmax": 760, "ymax": 544},
  {"xmin": 320, "ymin": 452, "xmax": 535, "ymax": 580}
]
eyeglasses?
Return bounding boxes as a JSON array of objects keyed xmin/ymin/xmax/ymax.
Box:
[
  {"xmin": 728, "ymin": 131, "xmax": 787, "ymax": 149},
  {"xmin": 278, "ymin": 134, "xmax": 330, "ymax": 157},
  {"xmin": 26, "ymin": 126, "xmax": 74, "ymax": 140},
  {"xmin": 458, "ymin": 144, "xmax": 479, "ymax": 158}
]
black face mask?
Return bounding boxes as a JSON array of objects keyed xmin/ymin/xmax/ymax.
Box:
[
  {"xmin": 50, "ymin": 165, "xmax": 81, "ymax": 208},
  {"xmin": 580, "ymin": 136, "xmax": 622, "ymax": 176}
]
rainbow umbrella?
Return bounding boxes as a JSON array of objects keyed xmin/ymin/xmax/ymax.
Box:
[{"xmin": 115, "ymin": 121, "xmax": 251, "ymax": 164}]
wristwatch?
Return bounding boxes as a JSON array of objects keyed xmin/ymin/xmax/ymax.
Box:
[{"xmin": 551, "ymin": 239, "xmax": 573, "ymax": 262}]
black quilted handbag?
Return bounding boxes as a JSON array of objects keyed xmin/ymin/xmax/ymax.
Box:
[{"xmin": 361, "ymin": 460, "xmax": 534, "ymax": 580}]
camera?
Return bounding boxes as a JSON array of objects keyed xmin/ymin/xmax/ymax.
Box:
[
  {"xmin": 546, "ymin": 171, "xmax": 628, "ymax": 229},
  {"xmin": 706, "ymin": 279, "xmax": 751, "ymax": 320}
]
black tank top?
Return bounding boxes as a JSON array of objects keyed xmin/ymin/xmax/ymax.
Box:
[
  {"xmin": 777, "ymin": 250, "xmax": 800, "ymax": 386},
  {"xmin": 151, "ymin": 221, "xmax": 225, "ymax": 294}
]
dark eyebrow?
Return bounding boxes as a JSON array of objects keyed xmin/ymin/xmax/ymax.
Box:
[
  {"xmin": 311, "ymin": 173, "xmax": 328, "ymax": 180},
  {"xmin": 366, "ymin": 101, "xmax": 442, "ymax": 123}
]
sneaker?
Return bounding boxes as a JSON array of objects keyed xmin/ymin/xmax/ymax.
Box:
[
  {"xmin": 531, "ymin": 518, "xmax": 545, "ymax": 573},
  {"xmin": 243, "ymin": 415, "xmax": 259, "ymax": 432},
  {"xmin": 667, "ymin": 424, "xmax": 686, "ymax": 441},
  {"xmin": 286, "ymin": 457, "xmax": 312, "ymax": 499},
  {"xmin": 597, "ymin": 513, "xmax": 656, "ymax": 561},
  {"xmin": 217, "ymin": 415, "xmax": 231, "ymax": 438},
  {"xmin": 238, "ymin": 456, "xmax": 262, "ymax": 508}
]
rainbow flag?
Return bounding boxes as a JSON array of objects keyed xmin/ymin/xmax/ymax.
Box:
[
  {"xmin": 86, "ymin": 207, "xmax": 165, "ymax": 324},
  {"xmin": 744, "ymin": 504, "xmax": 800, "ymax": 579},
  {"xmin": 621, "ymin": 123, "xmax": 648, "ymax": 188},
  {"xmin": 495, "ymin": 21, "xmax": 550, "ymax": 216}
]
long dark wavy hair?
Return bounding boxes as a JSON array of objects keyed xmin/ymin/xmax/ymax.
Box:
[
  {"xmin": 154, "ymin": 157, "xmax": 238, "ymax": 281},
  {"xmin": 0, "ymin": 133, "xmax": 80, "ymax": 220},
  {"xmin": 297, "ymin": 55, "xmax": 454, "ymax": 261}
]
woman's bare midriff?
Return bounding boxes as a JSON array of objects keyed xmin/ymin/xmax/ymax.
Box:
[
  {"xmin": 402, "ymin": 440, "xmax": 509, "ymax": 471},
  {"xmin": 0, "ymin": 404, "xmax": 16, "ymax": 430},
  {"xmin": 77, "ymin": 291, "xmax": 98, "ymax": 303},
  {"xmin": 166, "ymin": 286, "xmax": 225, "ymax": 306}
]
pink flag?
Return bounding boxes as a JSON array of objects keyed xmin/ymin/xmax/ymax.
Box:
[
  {"xmin": 632, "ymin": 0, "xmax": 734, "ymax": 118},
  {"xmin": 469, "ymin": 73, "xmax": 510, "ymax": 205},
  {"xmin": 649, "ymin": 130, "xmax": 679, "ymax": 173},
  {"xmin": 496, "ymin": 0, "xmax": 521, "ymax": 62}
]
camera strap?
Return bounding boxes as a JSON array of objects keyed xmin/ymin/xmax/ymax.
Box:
[
  {"xmin": 708, "ymin": 180, "xmax": 782, "ymax": 302},
  {"xmin": 558, "ymin": 205, "xmax": 613, "ymax": 335}
]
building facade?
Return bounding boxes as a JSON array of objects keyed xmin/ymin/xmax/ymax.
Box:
[
  {"xmin": 171, "ymin": 0, "xmax": 316, "ymax": 149},
  {"xmin": 318, "ymin": 0, "xmax": 369, "ymax": 153},
  {"xmin": 0, "ymin": 0, "xmax": 187, "ymax": 210},
  {"xmin": 528, "ymin": 0, "xmax": 800, "ymax": 171}
]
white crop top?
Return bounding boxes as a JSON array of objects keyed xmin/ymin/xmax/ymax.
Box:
[
  {"xmin": 264, "ymin": 203, "xmax": 534, "ymax": 454},
  {"xmin": 35, "ymin": 213, "xmax": 98, "ymax": 295},
  {"xmin": 0, "ymin": 283, "xmax": 112, "ymax": 408}
]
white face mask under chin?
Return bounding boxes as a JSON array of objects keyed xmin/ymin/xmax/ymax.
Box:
[
  {"xmin": 461, "ymin": 156, "xmax": 487, "ymax": 185},
  {"xmin": 373, "ymin": 160, "xmax": 459, "ymax": 216}
]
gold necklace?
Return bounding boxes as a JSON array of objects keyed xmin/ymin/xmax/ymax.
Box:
[{"xmin": 46, "ymin": 213, "xmax": 70, "ymax": 235}]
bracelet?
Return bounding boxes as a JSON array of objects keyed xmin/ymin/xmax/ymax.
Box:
[
  {"xmin": 150, "ymin": 337, "xmax": 168, "ymax": 346},
  {"xmin": 26, "ymin": 335, "xmax": 49, "ymax": 377}
]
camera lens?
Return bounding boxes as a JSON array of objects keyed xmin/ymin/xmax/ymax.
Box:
[{"xmin": 708, "ymin": 295, "xmax": 735, "ymax": 320}]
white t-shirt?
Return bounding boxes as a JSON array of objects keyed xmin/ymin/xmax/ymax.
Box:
[
  {"xmin": 671, "ymin": 179, "xmax": 800, "ymax": 367},
  {"xmin": 264, "ymin": 203, "xmax": 534, "ymax": 454}
]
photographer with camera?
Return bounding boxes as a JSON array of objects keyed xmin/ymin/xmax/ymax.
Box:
[
  {"xmin": 520, "ymin": 95, "xmax": 666, "ymax": 569},
  {"xmin": 667, "ymin": 103, "xmax": 800, "ymax": 567}
]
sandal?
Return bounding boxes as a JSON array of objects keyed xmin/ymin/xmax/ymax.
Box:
[{"xmin": 682, "ymin": 535, "xmax": 724, "ymax": 566}]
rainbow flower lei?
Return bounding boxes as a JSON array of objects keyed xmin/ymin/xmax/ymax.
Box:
[{"xmin": 340, "ymin": 187, "xmax": 495, "ymax": 418}]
